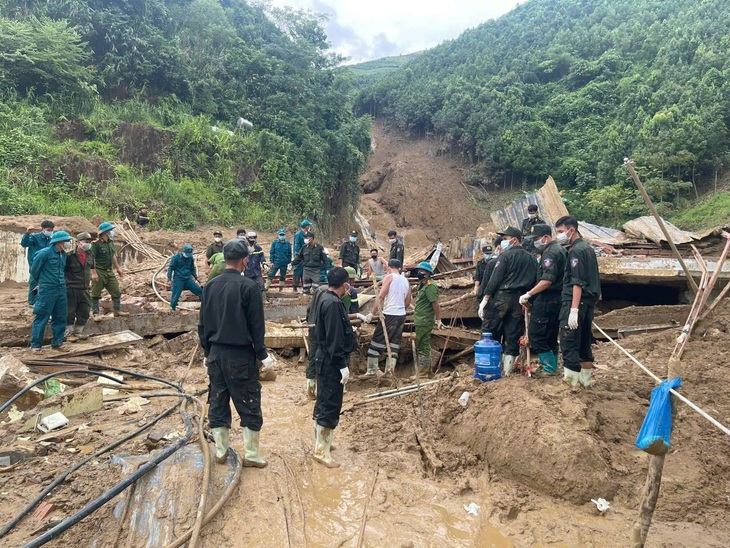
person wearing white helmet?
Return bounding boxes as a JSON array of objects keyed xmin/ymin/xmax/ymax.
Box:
[
  {"xmin": 30, "ymin": 230, "xmax": 73, "ymax": 353},
  {"xmin": 320, "ymin": 247, "xmax": 334, "ymax": 283},
  {"xmin": 243, "ymin": 231, "xmax": 267, "ymax": 294}
]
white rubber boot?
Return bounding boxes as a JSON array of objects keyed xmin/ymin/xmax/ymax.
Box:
[
  {"xmin": 563, "ymin": 368, "xmax": 580, "ymax": 389},
  {"xmin": 502, "ymin": 354, "xmax": 516, "ymax": 376},
  {"xmin": 211, "ymin": 426, "xmax": 230, "ymax": 464},
  {"xmin": 313, "ymin": 424, "xmax": 339, "ymax": 468},
  {"xmin": 242, "ymin": 427, "xmax": 267, "ymax": 468},
  {"xmin": 579, "ymin": 368, "xmax": 593, "ymax": 388},
  {"xmin": 306, "ymin": 378, "xmax": 317, "ymax": 400},
  {"xmin": 265, "ymin": 278, "xmax": 272, "ymax": 291},
  {"xmin": 362, "ymin": 356, "xmax": 378, "ymax": 377}
]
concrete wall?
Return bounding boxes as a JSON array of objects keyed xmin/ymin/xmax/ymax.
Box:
[{"xmin": 0, "ymin": 230, "xmax": 29, "ymax": 283}]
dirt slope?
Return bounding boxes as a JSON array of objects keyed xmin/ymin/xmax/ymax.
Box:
[{"xmin": 359, "ymin": 124, "xmax": 508, "ymax": 248}]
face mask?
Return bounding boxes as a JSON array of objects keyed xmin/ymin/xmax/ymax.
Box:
[
  {"xmin": 389, "ymin": 238, "xmax": 396, "ymax": 244},
  {"xmin": 415, "ymin": 271, "xmax": 426, "ymax": 280},
  {"xmin": 238, "ymin": 234, "xmax": 246, "ymax": 239},
  {"xmin": 304, "ymin": 238, "xmax": 311, "ymax": 245},
  {"xmin": 63, "ymin": 241, "xmax": 72, "ymax": 251},
  {"xmin": 43, "ymin": 230, "xmax": 53, "ymax": 237},
  {"xmin": 344, "ymin": 282, "xmax": 351, "ymax": 293},
  {"xmin": 371, "ymin": 254, "xmax": 378, "ymax": 259},
  {"xmin": 500, "ymin": 240, "xmax": 510, "ymax": 251},
  {"xmin": 483, "ymin": 254, "xmax": 492, "ymax": 260},
  {"xmin": 349, "ymin": 236, "xmax": 357, "ymax": 243},
  {"xmin": 533, "ymin": 238, "xmax": 546, "ymax": 250},
  {"xmin": 81, "ymin": 242, "xmax": 92, "ymax": 251},
  {"xmin": 184, "ymin": 252, "xmax": 193, "ymax": 258},
  {"xmin": 528, "ymin": 213, "xmax": 537, "ymax": 219},
  {"xmin": 214, "ymin": 237, "xmax": 221, "ymax": 243},
  {"xmin": 278, "ymin": 236, "xmax": 286, "ymax": 241},
  {"xmin": 557, "ymin": 231, "xmax": 571, "ymax": 245},
  {"xmin": 109, "ymin": 231, "xmax": 115, "ymax": 239},
  {"xmin": 248, "ymin": 239, "xmax": 256, "ymax": 245}
]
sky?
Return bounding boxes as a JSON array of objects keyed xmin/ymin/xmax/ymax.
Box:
[{"xmin": 269, "ymin": 0, "xmax": 522, "ymax": 63}]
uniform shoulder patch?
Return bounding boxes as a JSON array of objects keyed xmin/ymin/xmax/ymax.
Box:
[
  {"xmin": 494, "ymin": 260, "xmax": 500, "ymax": 268},
  {"xmin": 542, "ymin": 257, "xmax": 553, "ymax": 268},
  {"xmin": 571, "ymin": 257, "xmax": 579, "ymax": 268}
]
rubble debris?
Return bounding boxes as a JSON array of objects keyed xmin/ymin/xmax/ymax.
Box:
[
  {"xmin": 19, "ymin": 384, "xmax": 103, "ymax": 433},
  {"xmin": 0, "ymin": 355, "xmax": 45, "ymax": 410}
]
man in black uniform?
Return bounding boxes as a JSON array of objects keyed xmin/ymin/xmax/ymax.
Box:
[
  {"xmin": 198, "ymin": 239, "xmax": 276, "ymax": 467},
  {"xmin": 311, "ymin": 267, "xmax": 355, "ymax": 468},
  {"xmin": 555, "ymin": 216, "xmax": 601, "ymax": 389},
  {"xmin": 473, "ymin": 244, "xmax": 493, "ymax": 300},
  {"xmin": 479, "ymin": 227, "xmax": 537, "ymax": 375},
  {"xmin": 519, "ymin": 224, "xmax": 567, "ymax": 375},
  {"xmin": 339, "ymin": 230, "xmax": 361, "ymax": 270},
  {"xmin": 305, "ymin": 283, "xmax": 329, "ymax": 400},
  {"xmin": 477, "ymin": 237, "xmax": 504, "ymax": 344},
  {"xmin": 388, "ymin": 230, "xmax": 405, "ymax": 264},
  {"xmin": 521, "ymin": 204, "xmax": 545, "ymax": 238},
  {"xmin": 205, "ymin": 230, "xmax": 224, "ymax": 271}
]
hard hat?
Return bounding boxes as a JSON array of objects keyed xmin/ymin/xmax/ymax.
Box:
[
  {"xmin": 98, "ymin": 221, "xmax": 115, "ymax": 233},
  {"xmin": 416, "ymin": 261, "xmax": 434, "ymax": 274},
  {"xmin": 278, "ymin": 229, "xmax": 286, "ymax": 235},
  {"xmin": 50, "ymin": 231, "xmax": 72, "ymax": 244},
  {"xmin": 183, "ymin": 244, "xmax": 193, "ymax": 253},
  {"xmin": 301, "ymin": 220, "xmax": 312, "ymax": 227},
  {"xmin": 213, "ymin": 230, "xmax": 222, "ymax": 236},
  {"xmin": 246, "ymin": 231, "xmax": 257, "ymax": 239},
  {"xmin": 344, "ymin": 266, "xmax": 357, "ymax": 279},
  {"xmin": 76, "ymin": 232, "xmax": 92, "ymax": 241}
]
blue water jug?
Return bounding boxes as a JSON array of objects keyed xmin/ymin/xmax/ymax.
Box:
[{"xmin": 474, "ymin": 332, "xmax": 502, "ymax": 382}]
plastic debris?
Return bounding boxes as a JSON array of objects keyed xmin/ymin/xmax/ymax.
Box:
[
  {"xmin": 591, "ymin": 498, "xmax": 611, "ymax": 513},
  {"xmin": 38, "ymin": 412, "xmax": 69, "ymax": 433},
  {"xmin": 463, "ymin": 502, "xmax": 480, "ymax": 516},
  {"xmin": 458, "ymin": 392, "xmax": 470, "ymax": 407}
]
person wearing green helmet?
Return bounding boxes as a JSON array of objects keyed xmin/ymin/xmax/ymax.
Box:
[
  {"xmin": 167, "ymin": 244, "xmax": 202, "ymax": 311},
  {"xmin": 292, "ymin": 220, "xmax": 312, "ymax": 292},
  {"xmin": 90, "ymin": 222, "xmax": 127, "ymax": 319},
  {"xmin": 30, "ymin": 230, "xmax": 72, "ymax": 352},
  {"xmin": 412, "ymin": 261, "xmax": 445, "ymax": 376},
  {"xmin": 340, "ymin": 266, "xmax": 360, "ymax": 315},
  {"xmin": 207, "ymin": 251, "xmax": 226, "ymax": 281},
  {"xmin": 21, "ymin": 219, "xmax": 55, "ymax": 305},
  {"xmin": 267, "ymin": 229, "xmax": 292, "ymax": 292}
]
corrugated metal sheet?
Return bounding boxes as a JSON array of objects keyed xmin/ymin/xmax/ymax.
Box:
[
  {"xmin": 490, "ymin": 176, "xmax": 569, "ymax": 231},
  {"xmin": 578, "ymin": 221, "xmax": 629, "ymax": 245},
  {"xmin": 622, "ymin": 216, "xmax": 696, "ymax": 245}
]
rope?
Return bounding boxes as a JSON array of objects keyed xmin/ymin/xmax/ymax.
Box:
[{"xmin": 593, "ymin": 322, "xmax": 730, "ymax": 439}]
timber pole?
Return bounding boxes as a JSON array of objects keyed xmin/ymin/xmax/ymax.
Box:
[{"xmin": 624, "ymin": 159, "xmax": 698, "ymax": 295}]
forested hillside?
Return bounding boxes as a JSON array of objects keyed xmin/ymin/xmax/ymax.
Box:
[
  {"xmin": 357, "ymin": 0, "xmax": 730, "ymax": 227},
  {"xmin": 0, "ymin": 0, "xmax": 370, "ymax": 230},
  {"xmin": 348, "ymin": 53, "xmax": 422, "ymax": 87}
]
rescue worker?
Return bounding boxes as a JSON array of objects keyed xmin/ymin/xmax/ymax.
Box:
[
  {"xmin": 321, "ymin": 248, "xmax": 334, "ymax": 283},
  {"xmin": 363, "ymin": 259, "xmax": 411, "ymax": 376},
  {"xmin": 305, "ymin": 282, "xmax": 329, "ymax": 400},
  {"xmin": 65, "ymin": 232, "xmax": 94, "ymax": 341},
  {"xmin": 341, "ymin": 266, "xmax": 360, "ymax": 315},
  {"xmin": 479, "ymin": 227, "xmax": 537, "ymax": 375},
  {"xmin": 388, "ymin": 230, "xmax": 405, "ymax": 264},
  {"xmin": 205, "ymin": 230, "xmax": 225, "ymax": 273},
  {"xmin": 473, "ymin": 243, "xmax": 494, "ymax": 302},
  {"xmin": 339, "ymin": 230, "xmax": 360, "ymax": 270},
  {"xmin": 311, "ymin": 267, "xmax": 355, "ymax": 468},
  {"xmin": 136, "ymin": 208, "xmax": 150, "ymax": 228},
  {"xmin": 292, "ymin": 231, "xmax": 326, "ymax": 295},
  {"xmin": 479, "ymin": 237, "xmax": 504, "ymax": 344},
  {"xmin": 243, "ymin": 232, "xmax": 267, "ymax": 293},
  {"xmin": 90, "ymin": 222, "xmax": 127, "ymax": 319},
  {"xmin": 207, "ymin": 252, "xmax": 226, "ymax": 281},
  {"xmin": 519, "ymin": 224, "xmax": 567, "ymax": 375},
  {"xmin": 521, "ymin": 204, "xmax": 545, "ymax": 238},
  {"xmin": 236, "ymin": 227, "xmax": 247, "ymax": 239},
  {"xmin": 21, "ymin": 219, "xmax": 54, "ymax": 305},
  {"xmin": 556, "ymin": 216, "xmax": 601, "ymax": 389},
  {"xmin": 167, "ymin": 244, "xmax": 203, "ymax": 311},
  {"xmin": 267, "ymin": 229, "xmax": 292, "ymax": 292},
  {"xmin": 364, "ymin": 248, "xmax": 388, "ymax": 281},
  {"xmin": 198, "ymin": 239, "xmax": 275, "ymax": 467},
  {"xmin": 292, "ymin": 220, "xmax": 312, "ymax": 292},
  {"xmin": 413, "ymin": 261, "xmax": 445, "ymax": 375},
  {"xmin": 30, "ymin": 231, "xmax": 72, "ymax": 353}
]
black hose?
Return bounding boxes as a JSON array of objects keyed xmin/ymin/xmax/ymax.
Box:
[
  {"xmin": 0, "ymin": 402, "xmax": 181, "ymax": 538},
  {"xmin": 0, "ymin": 370, "xmax": 130, "ymax": 415},
  {"xmin": 23, "ymin": 398, "xmax": 196, "ymax": 548}
]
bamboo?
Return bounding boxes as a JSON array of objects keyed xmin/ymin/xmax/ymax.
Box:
[
  {"xmin": 371, "ymin": 273, "xmax": 396, "ymax": 383},
  {"xmin": 624, "ymin": 161, "xmax": 698, "ymax": 294}
]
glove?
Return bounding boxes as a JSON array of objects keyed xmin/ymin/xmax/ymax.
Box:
[
  {"xmin": 261, "ymin": 355, "xmax": 276, "ymax": 372},
  {"xmin": 364, "ymin": 313, "xmax": 374, "ymax": 324},
  {"xmin": 340, "ymin": 367, "xmax": 350, "ymax": 385},
  {"xmin": 519, "ymin": 292, "xmax": 532, "ymax": 306},
  {"xmin": 355, "ymin": 313, "xmax": 368, "ymax": 323},
  {"xmin": 478, "ymin": 298, "xmax": 488, "ymax": 320},
  {"xmin": 203, "ymin": 357, "xmax": 208, "ymax": 369},
  {"xmin": 436, "ymin": 320, "xmax": 446, "ymax": 330},
  {"xmin": 568, "ymin": 308, "xmax": 579, "ymax": 330}
]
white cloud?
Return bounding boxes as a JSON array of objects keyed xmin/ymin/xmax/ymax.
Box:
[{"xmin": 269, "ymin": 0, "xmax": 521, "ymax": 62}]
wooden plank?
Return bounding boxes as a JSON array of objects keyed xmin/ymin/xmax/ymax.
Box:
[{"xmin": 52, "ymin": 331, "xmax": 143, "ymax": 358}]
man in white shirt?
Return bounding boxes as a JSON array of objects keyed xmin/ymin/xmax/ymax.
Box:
[{"xmin": 362, "ymin": 259, "xmax": 411, "ymax": 376}]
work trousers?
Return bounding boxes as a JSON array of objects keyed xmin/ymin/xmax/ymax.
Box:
[
  {"xmin": 246, "ymin": 272, "xmax": 265, "ymax": 293},
  {"xmin": 28, "ymin": 273, "xmax": 37, "ymax": 305},
  {"xmin": 207, "ymin": 345, "xmax": 263, "ymax": 431},
  {"xmin": 66, "ymin": 287, "xmax": 91, "ymax": 327},
  {"xmin": 313, "ymin": 356, "xmax": 345, "ymax": 429},
  {"xmin": 31, "ymin": 285, "xmax": 67, "ymax": 348},
  {"xmin": 302, "ymin": 266, "xmax": 320, "ymax": 294},
  {"xmin": 293, "ymin": 263, "xmax": 303, "ymax": 289},
  {"xmin": 528, "ymin": 292, "xmax": 561, "ymax": 355},
  {"xmin": 414, "ymin": 325, "xmax": 433, "ymax": 365},
  {"xmin": 268, "ymin": 264, "xmax": 288, "ymax": 286},
  {"xmin": 170, "ymin": 276, "xmax": 202, "ymax": 310},
  {"xmin": 480, "ymin": 299, "xmax": 504, "ymax": 345},
  {"xmin": 306, "ymin": 329, "xmax": 318, "ymax": 380},
  {"xmin": 559, "ymin": 301, "xmax": 595, "ymax": 373},
  {"xmin": 91, "ymin": 269, "xmax": 121, "ymax": 299},
  {"xmin": 368, "ymin": 315, "xmax": 406, "ymax": 359},
  {"xmin": 484, "ymin": 290, "xmax": 525, "ymax": 356}
]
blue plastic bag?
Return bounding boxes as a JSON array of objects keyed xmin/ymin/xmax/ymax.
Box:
[{"xmin": 635, "ymin": 377, "xmax": 682, "ymax": 455}]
